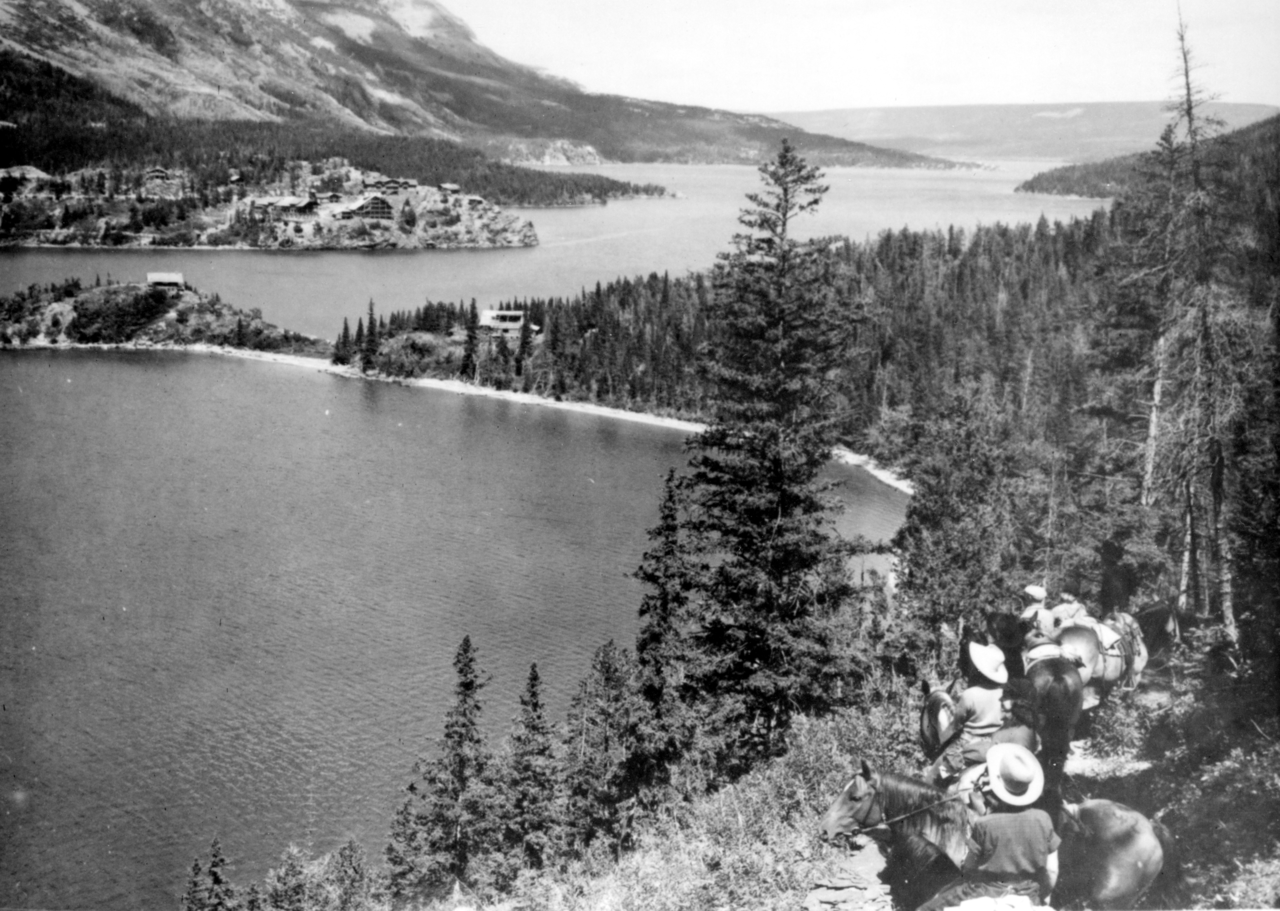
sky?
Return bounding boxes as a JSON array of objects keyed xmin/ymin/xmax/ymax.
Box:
[{"xmin": 439, "ymin": 0, "xmax": 1280, "ymax": 113}]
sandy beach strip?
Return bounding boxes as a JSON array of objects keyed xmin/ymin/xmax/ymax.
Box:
[{"xmin": 12, "ymin": 339, "xmax": 913, "ymax": 494}]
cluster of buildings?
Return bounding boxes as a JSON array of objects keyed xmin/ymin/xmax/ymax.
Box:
[{"xmin": 234, "ymin": 173, "xmax": 489, "ymax": 228}]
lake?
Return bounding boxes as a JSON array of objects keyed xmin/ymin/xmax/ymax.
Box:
[
  {"xmin": 2, "ymin": 162, "xmax": 1106, "ymax": 339},
  {"xmin": 0, "ymin": 161, "xmax": 1106, "ymax": 910}
]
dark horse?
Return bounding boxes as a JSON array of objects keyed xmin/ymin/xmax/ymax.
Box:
[
  {"xmin": 822, "ymin": 762, "xmax": 1179, "ymax": 910},
  {"xmin": 983, "ymin": 614, "xmax": 1085, "ymax": 806},
  {"xmin": 1056, "ymin": 799, "xmax": 1182, "ymax": 909}
]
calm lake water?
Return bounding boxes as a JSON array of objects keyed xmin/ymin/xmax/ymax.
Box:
[
  {"xmin": 0, "ymin": 161, "xmax": 1106, "ymax": 910},
  {"xmin": 0, "ymin": 351, "xmax": 903, "ymax": 911}
]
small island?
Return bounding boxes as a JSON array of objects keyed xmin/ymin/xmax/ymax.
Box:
[
  {"xmin": 0, "ymin": 159, "xmax": 538, "ymax": 250},
  {"xmin": 0, "ymin": 274, "xmax": 330, "ymax": 355}
]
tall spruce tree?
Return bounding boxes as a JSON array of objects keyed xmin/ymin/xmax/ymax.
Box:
[
  {"xmin": 181, "ymin": 859, "xmax": 207, "ymax": 911},
  {"xmin": 560, "ymin": 641, "xmax": 646, "ymax": 856},
  {"xmin": 634, "ymin": 140, "xmax": 859, "ymax": 779},
  {"xmin": 205, "ymin": 839, "xmax": 240, "ymax": 911},
  {"xmin": 460, "ymin": 300, "xmax": 481, "ymax": 380},
  {"xmin": 386, "ymin": 636, "xmax": 495, "ymax": 898},
  {"xmin": 493, "ymin": 664, "xmax": 559, "ymax": 879},
  {"xmin": 361, "ymin": 299, "xmax": 379, "ymax": 369}
]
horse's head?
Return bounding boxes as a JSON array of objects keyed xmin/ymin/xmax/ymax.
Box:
[{"xmin": 821, "ymin": 760, "xmax": 882, "ymax": 842}]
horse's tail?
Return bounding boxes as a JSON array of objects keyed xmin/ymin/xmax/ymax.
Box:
[{"xmin": 1147, "ymin": 818, "xmax": 1185, "ymax": 908}]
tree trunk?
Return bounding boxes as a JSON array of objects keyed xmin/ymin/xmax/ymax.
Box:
[
  {"xmin": 1208, "ymin": 437, "xmax": 1239, "ymax": 645},
  {"xmin": 1142, "ymin": 334, "xmax": 1166, "ymax": 507}
]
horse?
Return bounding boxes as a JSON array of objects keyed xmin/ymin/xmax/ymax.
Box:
[
  {"xmin": 821, "ymin": 763, "xmax": 1178, "ymax": 911},
  {"xmin": 820, "ymin": 760, "xmax": 968, "ymax": 910},
  {"xmin": 1056, "ymin": 612, "xmax": 1149, "ymax": 710},
  {"xmin": 1055, "ymin": 799, "xmax": 1182, "ymax": 909}
]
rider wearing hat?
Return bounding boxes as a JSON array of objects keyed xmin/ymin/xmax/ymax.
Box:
[
  {"xmin": 1019, "ymin": 583, "xmax": 1054, "ymax": 639},
  {"xmin": 917, "ymin": 744, "xmax": 1060, "ymax": 911},
  {"xmin": 932, "ymin": 642, "xmax": 1008, "ymax": 784}
]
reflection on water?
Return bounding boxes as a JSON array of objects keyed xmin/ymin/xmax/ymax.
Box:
[{"xmin": 0, "ymin": 350, "xmax": 906, "ymax": 910}]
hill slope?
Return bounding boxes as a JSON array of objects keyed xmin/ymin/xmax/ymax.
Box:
[
  {"xmin": 768, "ymin": 101, "xmax": 1278, "ymax": 163},
  {"xmin": 0, "ymin": 0, "xmax": 947, "ymax": 167},
  {"xmin": 1016, "ymin": 112, "xmax": 1280, "ymax": 197}
]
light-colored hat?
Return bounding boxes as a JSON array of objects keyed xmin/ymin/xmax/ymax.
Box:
[
  {"xmin": 967, "ymin": 642, "xmax": 1009, "ymax": 685},
  {"xmin": 1023, "ymin": 584, "xmax": 1046, "ymax": 602},
  {"xmin": 984, "ymin": 743, "xmax": 1044, "ymax": 806}
]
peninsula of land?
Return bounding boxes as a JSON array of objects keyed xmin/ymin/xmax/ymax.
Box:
[{"xmin": 0, "ymin": 160, "xmax": 538, "ymax": 250}]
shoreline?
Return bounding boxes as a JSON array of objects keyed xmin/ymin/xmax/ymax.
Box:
[{"xmin": 4, "ymin": 340, "xmax": 914, "ymax": 495}]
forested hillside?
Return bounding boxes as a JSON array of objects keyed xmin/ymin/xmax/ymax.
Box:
[
  {"xmin": 0, "ymin": 50, "xmax": 661, "ymax": 206},
  {"xmin": 1016, "ymin": 111, "xmax": 1280, "ymax": 199}
]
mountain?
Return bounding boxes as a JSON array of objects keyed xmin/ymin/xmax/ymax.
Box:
[
  {"xmin": 767, "ymin": 101, "xmax": 1279, "ymax": 163},
  {"xmin": 0, "ymin": 0, "xmax": 946, "ymax": 168}
]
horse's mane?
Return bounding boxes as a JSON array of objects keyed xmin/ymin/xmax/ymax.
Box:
[{"xmin": 876, "ymin": 772, "xmax": 970, "ymax": 867}]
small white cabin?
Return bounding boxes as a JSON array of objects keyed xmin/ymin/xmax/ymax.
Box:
[{"xmin": 146, "ymin": 272, "xmax": 185, "ymax": 289}]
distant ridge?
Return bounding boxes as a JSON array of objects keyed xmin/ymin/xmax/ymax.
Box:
[
  {"xmin": 0, "ymin": 0, "xmax": 951, "ymax": 168},
  {"xmin": 767, "ymin": 101, "xmax": 1279, "ymax": 163}
]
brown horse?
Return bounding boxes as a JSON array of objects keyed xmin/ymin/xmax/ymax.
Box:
[
  {"xmin": 1055, "ymin": 799, "xmax": 1182, "ymax": 909},
  {"xmin": 821, "ymin": 764, "xmax": 1179, "ymax": 910},
  {"xmin": 820, "ymin": 760, "xmax": 969, "ymax": 910}
]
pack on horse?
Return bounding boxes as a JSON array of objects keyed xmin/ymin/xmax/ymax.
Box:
[
  {"xmin": 820, "ymin": 761, "xmax": 1179, "ymax": 911},
  {"xmin": 1052, "ymin": 611, "xmax": 1149, "ymax": 710}
]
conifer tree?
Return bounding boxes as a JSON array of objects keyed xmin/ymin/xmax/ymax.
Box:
[
  {"xmin": 205, "ymin": 839, "xmax": 240, "ymax": 911},
  {"xmin": 560, "ymin": 641, "xmax": 645, "ymax": 856},
  {"xmin": 361, "ymin": 299, "xmax": 378, "ymax": 368},
  {"xmin": 387, "ymin": 636, "xmax": 496, "ymax": 897},
  {"xmin": 515, "ymin": 314, "xmax": 533, "ymax": 376},
  {"xmin": 332, "ymin": 317, "xmax": 352, "ymax": 366},
  {"xmin": 460, "ymin": 301, "xmax": 481, "ymax": 380},
  {"xmin": 494, "ymin": 664, "xmax": 559, "ymax": 876},
  {"xmin": 323, "ymin": 840, "xmax": 372, "ymax": 911},
  {"xmin": 181, "ymin": 858, "xmax": 207, "ymax": 911},
  {"xmin": 353, "ymin": 318, "xmax": 364, "ymax": 359},
  {"xmin": 264, "ymin": 845, "xmax": 312, "ymax": 911},
  {"xmin": 634, "ymin": 140, "xmax": 859, "ymax": 778}
]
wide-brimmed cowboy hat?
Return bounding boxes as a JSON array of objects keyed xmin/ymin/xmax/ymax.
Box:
[
  {"xmin": 1022, "ymin": 584, "xmax": 1047, "ymax": 602},
  {"xmin": 967, "ymin": 642, "xmax": 1008, "ymax": 685},
  {"xmin": 984, "ymin": 743, "xmax": 1044, "ymax": 806}
]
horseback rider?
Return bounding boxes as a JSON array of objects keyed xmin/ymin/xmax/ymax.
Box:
[
  {"xmin": 1019, "ymin": 584, "xmax": 1053, "ymax": 639},
  {"xmin": 931, "ymin": 643, "xmax": 1008, "ymax": 786},
  {"xmin": 917, "ymin": 744, "xmax": 1060, "ymax": 911},
  {"xmin": 1050, "ymin": 588, "xmax": 1092, "ymax": 627}
]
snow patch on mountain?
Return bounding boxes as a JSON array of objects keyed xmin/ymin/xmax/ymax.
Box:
[
  {"xmin": 381, "ymin": 0, "xmax": 439, "ymax": 38},
  {"xmin": 321, "ymin": 11, "xmax": 377, "ymax": 44}
]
